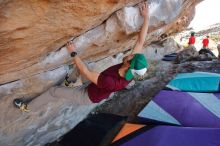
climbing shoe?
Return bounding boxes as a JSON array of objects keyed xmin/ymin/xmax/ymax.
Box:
[
  {"xmin": 64, "ymin": 75, "xmax": 71, "ymax": 86},
  {"xmin": 13, "ymin": 98, "xmax": 29, "ymax": 112},
  {"xmin": 64, "ymin": 74, "xmax": 76, "ymax": 87}
]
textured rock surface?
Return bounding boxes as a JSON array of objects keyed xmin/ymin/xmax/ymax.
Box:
[
  {"xmin": 0, "ymin": 0, "xmax": 203, "ymax": 146},
  {"xmin": 0, "ymin": 0, "xmax": 200, "ymax": 98},
  {"xmin": 0, "ymin": 0, "xmax": 142, "ymax": 79},
  {"xmin": 0, "ymin": 0, "xmax": 199, "ymax": 84}
]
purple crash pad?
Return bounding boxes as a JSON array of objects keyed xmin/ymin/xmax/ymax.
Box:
[
  {"xmin": 112, "ymin": 126, "xmax": 220, "ymax": 146},
  {"xmin": 138, "ymin": 90, "xmax": 220, "ymax": 127}
]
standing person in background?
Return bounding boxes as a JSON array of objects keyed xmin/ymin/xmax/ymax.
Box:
[
  {"xmin": 199, "ymin": 36, "xmax": 215, "ymax": 57},
  {"xmin": 202, "ymin": 36, "xmax": 209, "ymax": 49},
  {"xmin": 188, "ymin": 32, "xmax": 196, "ymax": 51},
  {"xmin": 188, "ymin": 32, "xmax": 196, "ymax": 46}
]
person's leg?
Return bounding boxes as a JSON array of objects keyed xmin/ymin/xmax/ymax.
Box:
[
  {"xmin": 50, "ymin": 85, "xmax": 93, "ymax": 105},
  {"xmin": 191, "ymin": 45, "xmax": 197, "ymax": 52},
  {"xmin": 29, "ymin": 85, "xmax": 95, "ymax": 111}
]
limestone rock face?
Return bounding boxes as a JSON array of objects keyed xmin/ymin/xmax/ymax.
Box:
[
  {"xmin": 0, "ymin": 0, "xmax": 203, "ymax": 146},
  {"xmin": 0, "ymin": 0, "xmax": 201, "ymax": 85},
  {"xmin": 0, "ymin": 0, "xmax": 142, "ymax": 79}
]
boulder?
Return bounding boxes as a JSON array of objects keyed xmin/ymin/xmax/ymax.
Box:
[
  {"xmin": 0, "ymin": 0, "xmax": 200, "ymax": 98},
  {"xmin": 0, "ymin": 0, "xmax": 200, "ymax": 85}
]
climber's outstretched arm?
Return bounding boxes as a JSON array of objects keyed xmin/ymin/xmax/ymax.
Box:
[
  {"xmin": 132, "ymin": 2, "xmax": 149, "ymax": 54},
  {"xmin": 66, "ymin": 42, "xmax": 99, "ymax": 85}
]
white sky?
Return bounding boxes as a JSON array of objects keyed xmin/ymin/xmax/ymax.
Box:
[{"xmin": 189, "ymin": 0, "xmax": 220, "ymax": 31}]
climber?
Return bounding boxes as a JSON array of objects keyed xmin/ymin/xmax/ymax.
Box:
[
  {"xmin": 65, "ymin": 2, "xmax": 149, "ymax": 103},
  {"xmin": 13, "ymin": 2, "xmax": 149, "ymax": 111}
]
